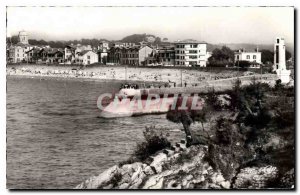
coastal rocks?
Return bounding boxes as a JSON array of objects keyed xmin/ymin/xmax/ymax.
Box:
[
  {"xmin": 149, "ymin": 153, "xmax": 168, "ymax": 173},
  {"xmin": 74, "ymin": 165, "xmax": 120, "ymax": 189},
  {"xmin": 233, "ymin": 166, "xmax": 278, "ymax": 189},
  {"xmin": 75, "ymin": 141, "xmax": 281, "ymax": 190}
]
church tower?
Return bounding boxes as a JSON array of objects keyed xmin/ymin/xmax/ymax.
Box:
[{"xmin": 18, "ymin": 30, "xmax": 29, "ymax": 44}]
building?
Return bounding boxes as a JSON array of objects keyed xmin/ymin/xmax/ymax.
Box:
[
  {"xmin": 63, "ymin": 44, "xmax": 92, "ymax": 64},
  {"xmin": 234, "ymin": 48, "xmax": 262, "ymax": 65},
  {"xmin": 97, "ymin": 48, "xmax": 108, "ymax": 64},
  {"xmin": 45, "ymin": 49, "xmax": 64, "ymax": 64},
  {"xmin": 113, "ymin": 42, "xmax": 125, "ymax": 47},
  {"xmin": 64, "ymin": 45, "xmax": 77, "ymax": 64},
  {"xmin": 107, "ymin": 47, "xmax": 122, "ymax": 64},
  {"xmin": 8, "ymin": 31, "xmax": 33, "ymax": 63},
  {"xmin": 174, "ymin": 40, "xmax": 208, "ymax": 67},
  {"xmin": 26, "ymin": 47, "xmax": 42, "ymax": 63},
  {"xmin": 156, "ymin": 46, "xmax": 175, "ymax": 66},
  {"xmin": 98, "ymin": 41, "xmax": 109, "ymax": 50},
  {"xmin": 108, "ymin": 45, "xmax": 153, "ymax": 66},
  {"xmin": 122, "ymin": 42, "xmax": 136, "ymax": 47},
  {"xmin": 76, "ymin": 50, "xmax": 98, "ymax": 65}
]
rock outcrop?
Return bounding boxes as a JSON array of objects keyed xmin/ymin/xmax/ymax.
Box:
[
  {"xmin": 75, "ymin": 140, "xmax": 288, "ymax": 189},
  {"xmin": 75, "ymin": 140, "xmax": 234, "ymax": 189}
]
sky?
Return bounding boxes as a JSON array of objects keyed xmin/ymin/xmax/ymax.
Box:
[{"xmin": 6, "ymin": 6, "xmax": 294, "ymax": 44}]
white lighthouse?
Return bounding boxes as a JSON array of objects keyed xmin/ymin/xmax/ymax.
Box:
[{"xmin": 273, "ymin": 37, "xmax": 290, "ymax": 84}]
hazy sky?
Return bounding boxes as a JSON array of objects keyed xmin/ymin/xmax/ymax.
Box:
[{"xmin": 6, "ymin": 6, "xmax": 294, "ymax": 44}]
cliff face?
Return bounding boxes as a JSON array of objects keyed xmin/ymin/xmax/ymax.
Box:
[{"xmin": 75, "ymin": 141, "xmax": 282, "ymax": 189}]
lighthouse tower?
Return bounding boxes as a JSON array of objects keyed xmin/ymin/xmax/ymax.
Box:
[{"xmin": 273, "ymin": 37, "xmax": 290, "ymax": 84}]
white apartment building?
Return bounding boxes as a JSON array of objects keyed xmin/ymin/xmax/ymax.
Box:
[
  {"xmin": 174, "ymin": 40, "xmax": 208, "ymax": 67},
  {"xmin": 234, "ymin": 48, "xmax": 262, "ymax": 64}
]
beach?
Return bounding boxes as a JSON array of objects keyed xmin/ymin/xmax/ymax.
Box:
[{"xmin": 6, "ymin": 64, "xmax": 265, "ymax": 87}]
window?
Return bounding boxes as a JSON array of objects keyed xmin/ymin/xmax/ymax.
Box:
[
  {"xmin": 193, "ymin": 44, "xmax": 197, "ymax": 48},
  {"xmin": 253, "ymin": 55, "xmax": 256, "ymax": 59},
  {"xmin": 246, "ymin": 55, "xmax": 250, "ymax": 59},
  {"xmin": 277, "ymin": 39, "xmax": 280, "ymax": 44},
  {"xmin": 189, "ymin": 55, "xmax": 197, "ymax": 59},
  {"xmin": 237, "ymin": 55, "xmax": 239, "ymax": 60},
  {"xmin": 87, "ymin": 55, "xmax": 90, "ymax": 59},
  {"xmin": 189, "ymin": 50, "xmax": 197, "ymax": 54}
]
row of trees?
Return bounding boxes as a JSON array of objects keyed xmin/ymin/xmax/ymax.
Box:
[{"xmin": 208, "ymin": 46, "xmax": 292, "ymax": 67}]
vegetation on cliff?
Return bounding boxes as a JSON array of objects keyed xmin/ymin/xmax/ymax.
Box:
[
  {"xmin": 166, "ymin": 78, "xmax": 294, "ymax": 188},
  {"xmin": 76, "ymin": 78, "xmax": 294, "ymax": 189}
]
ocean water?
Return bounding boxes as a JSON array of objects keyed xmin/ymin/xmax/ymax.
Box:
[{"xmin": 6, "ymin": 76, "xmax": 182, "ymax": 189}]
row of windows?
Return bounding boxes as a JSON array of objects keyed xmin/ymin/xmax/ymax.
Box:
[
  {"xmin": 176, "ymin": 61, "xmax": 185, "ymax": 65},
  {"xmin": 175, "ymin": 50, "xmax": 201, "ymax": 54},
  {"xmin": 176, "ymin": 56, "xmax": 185, "ymax": 59},
  {"xmin": 175, "ymin": 55, "xmax": 203, "ymax": 59},
  {"xmin": 176, "ymin": 50, "xmax": 185, "ymax": 54},
  {"xmin": 122, "ymin": 59, "xmax": 138, "ymax": 64},
  {"xmin": 247, "ymin": 55, "xmax": 257, "ymax": 59},
  {"xmin": 176, "ymin": 61, "xmax": 203, "ymax": 65},
  {"xmin": 159, "ymin": 53, "xmax": 173, "ymax": 57},
  {"xmin": 176, "ymin": 45, "xmax": 185, "ymax": 48},
  {"xmin": 176, "ymin": 44, "xmax": 198, "ymax": 48},
  {"xmin": 122, "ymin": 54, "xmax": 138, "ymax": 58},
  {"xmin": 236, "ymin": 54, "xmax": 257, "ymax": 60}
]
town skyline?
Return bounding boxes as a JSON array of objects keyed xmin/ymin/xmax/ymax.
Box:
[{"xmin": 6, "ymin": 6, "xmax": 294, "ymax": 44}]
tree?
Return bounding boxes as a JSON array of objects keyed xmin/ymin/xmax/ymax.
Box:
[
  {"xmin": 208, "ymin": 46, "xmax": 234, "ymax": 67},
  {"xmin": 261, "ymin": 49, "xmax": 274, "ymax": 64},
  {"xmin": 286, "ymin": 50, "xmax": 292, "ymax": 60},
  {"xmin": 166, "ymin": 95, "xmax": 215, "ymax": 146}
]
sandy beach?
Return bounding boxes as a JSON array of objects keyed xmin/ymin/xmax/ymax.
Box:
[{"xmin": 6, "ymin": 64, "xmax": 266, "ymax": 87}]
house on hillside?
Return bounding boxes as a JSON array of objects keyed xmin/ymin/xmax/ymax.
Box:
[{"xmin": 76, "ymin": 50, "xmax": 98, "ymax": 65}]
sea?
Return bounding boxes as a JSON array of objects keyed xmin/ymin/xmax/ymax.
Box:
[{"xmin": 6, "ymin": 76, "xmax": 183, "ymax": 189}]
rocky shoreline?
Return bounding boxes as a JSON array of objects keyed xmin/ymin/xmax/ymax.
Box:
[{"xmin": 75, "ymin": 139, "xmax": 286, "ymax": 189}]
